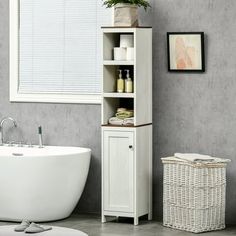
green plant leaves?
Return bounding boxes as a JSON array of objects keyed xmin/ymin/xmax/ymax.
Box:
[{"xmin": 102, "ymin": 0, "xmax": 151, "ymax": 11}]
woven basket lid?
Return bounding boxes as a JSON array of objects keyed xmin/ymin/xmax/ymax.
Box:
[{"xmin": 161, "ymin": 154, "xmax": 231, "ymax": 166}]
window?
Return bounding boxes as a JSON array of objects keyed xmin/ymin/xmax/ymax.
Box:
[{"xmin": 10, "ymin": 0, "xmax": 111, "ymax": 104}]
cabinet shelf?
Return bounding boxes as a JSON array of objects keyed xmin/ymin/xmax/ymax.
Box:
[
  {"xmin": 103, "ymin": 93, "xmax": 134, "ymax": 98},
  {"xmin": 103, "ymin": 60, "xmax": 134, "ymax": 66},
  {"xmin": 102, "ymin": 124, "xmax": 135, "ymax": 127}
]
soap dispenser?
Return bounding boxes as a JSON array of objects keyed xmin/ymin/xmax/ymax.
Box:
[
  {"xmin": 125, "ymin": 70, "xmax": 133, "ymax": 93},
  {"xmin": 117, "ymin": 69, "xmax": 124, "ymax": 93}
]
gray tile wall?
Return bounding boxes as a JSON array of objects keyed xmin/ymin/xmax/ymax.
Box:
[{"xmin": 1, "ymin": 0, "xmax": 236, "ymax": 223}]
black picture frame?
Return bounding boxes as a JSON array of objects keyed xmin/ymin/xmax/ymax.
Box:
[{"xmin": 167, "ymin": 32, "xmax": 205, "ymax": 72}]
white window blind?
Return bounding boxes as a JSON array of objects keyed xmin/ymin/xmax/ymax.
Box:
[{"xmin": 19, "ymin": 0, "xmax": 111, "ymax": 94}]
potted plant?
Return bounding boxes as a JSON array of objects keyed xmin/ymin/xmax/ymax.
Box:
[{"xmin": 103, "ymin": 0, "xmax": 151, "ymax": 27}]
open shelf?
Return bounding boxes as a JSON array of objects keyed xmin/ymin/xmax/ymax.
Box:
[
  {"xmin": 103, "ymin": 65, "xmax": 134, "ymax": 93},
  {"xmin": 102, "ymin": 97, "xmax": 134, "ymax": 126},
  {"xmin": 103, "ymin": 32, "xmax": 134, "ymax": 61},
  {"xmin": 102, "ymin": 27, "xmax": 152, "ymax": 126}
]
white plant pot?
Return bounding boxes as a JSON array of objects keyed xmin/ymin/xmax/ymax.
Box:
[{"xmin": 114, "ymin": 4, "xmax": 138, "ymax": 27}]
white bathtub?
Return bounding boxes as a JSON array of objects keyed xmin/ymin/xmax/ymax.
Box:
[{"xmin": 0, "ymin": 145, "xmax": 91, "ymax": 222}]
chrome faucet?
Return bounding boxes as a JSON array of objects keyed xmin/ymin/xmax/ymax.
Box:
[{"xmin": 0, "ymin": 117, "xmax": 17, "ymax": 145}]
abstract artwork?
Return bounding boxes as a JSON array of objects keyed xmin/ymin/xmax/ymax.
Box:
[{"xmin": 167, "ymin": 32, "xmax": 205, "ymax": 72}]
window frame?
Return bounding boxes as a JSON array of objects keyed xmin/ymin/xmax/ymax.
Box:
[{"xmin": 9, "ymin": 0, "xmax": 102, "ymax": 104}]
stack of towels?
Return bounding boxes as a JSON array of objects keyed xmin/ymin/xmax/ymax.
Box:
[{"xmin": 109, "ymin": 108, "xmax": 134, "ymax": 126}]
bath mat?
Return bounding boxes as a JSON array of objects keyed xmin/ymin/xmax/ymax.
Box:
[{"xmin": 0, "ymin": 225, "xmax": 88, "ymax": 236}]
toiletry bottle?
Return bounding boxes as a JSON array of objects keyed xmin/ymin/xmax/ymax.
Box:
[
  {"xmin": 117, "ymin": 70, "xmax": 124, "ymax": 93},
  {"xmin": 125, "ymin": 70, "xmax": 133, "ymax": 93}
]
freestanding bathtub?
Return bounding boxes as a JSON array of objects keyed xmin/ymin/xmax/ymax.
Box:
[{"xmin": 0, "ymin": 145, "xmax": 91, "ymax": 222}]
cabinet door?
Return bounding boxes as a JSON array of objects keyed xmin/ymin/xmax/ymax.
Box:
[{"xmin": 103, "ymin": 131, "xmax": 134, "ymax": 213}]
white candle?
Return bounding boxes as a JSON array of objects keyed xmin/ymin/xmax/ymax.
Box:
[
  {"xmin": 120, "ymin": 35, "xmax": 134, "ymax": 48},
  {"xmin": 126, "ymin": 47, "xmax": 134, "ymax": 61},
  {"xmin": 114, "ymin": 47, "xmax": 127, "ymax": 61}
]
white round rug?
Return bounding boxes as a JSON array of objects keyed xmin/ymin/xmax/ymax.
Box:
[{"xmin": 0, "ymin": 226, "xmax": 88, "ymax": 236}]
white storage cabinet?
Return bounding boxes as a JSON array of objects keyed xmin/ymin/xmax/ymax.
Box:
[{"xmin": 101, "ymin": 27, "xmax": 153, "ymax": 225}]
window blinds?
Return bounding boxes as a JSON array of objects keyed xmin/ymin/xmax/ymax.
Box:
[{"xmin": 19, "ymin": 0, "xmax": 111, "ymax": 94}]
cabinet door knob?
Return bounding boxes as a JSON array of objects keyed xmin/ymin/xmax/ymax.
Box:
[{"xmin": 129, "ymin": 145, "xmax": 133, "ymax": 149}]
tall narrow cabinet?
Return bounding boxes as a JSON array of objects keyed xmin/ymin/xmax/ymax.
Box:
[{"xmin": 101, "ymin": 27, "xmax": 152, "ymax": 226}]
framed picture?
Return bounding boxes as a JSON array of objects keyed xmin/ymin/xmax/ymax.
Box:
[{"xmin": 167, "ymin": 32, "xmax": 205, "ymax": 72}]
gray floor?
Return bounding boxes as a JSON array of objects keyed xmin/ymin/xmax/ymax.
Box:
[{"xmin": 0, "ymin": 214, "xmax": 236, "ymax": 236}]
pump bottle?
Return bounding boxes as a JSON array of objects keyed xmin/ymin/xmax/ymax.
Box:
[
  {"xmin": 124, "ymin": 70, "xmax": 133, "ymax": 93},
  {"xmin": 117, "ymin": 70, "xmax": 124, "ymax": 93}
]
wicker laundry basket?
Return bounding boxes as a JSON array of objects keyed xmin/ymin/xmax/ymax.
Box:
[{"xmin": 161, "ymin": 156, "xmax": 230, "ymax": 233}]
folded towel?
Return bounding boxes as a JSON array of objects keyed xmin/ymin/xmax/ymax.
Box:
[
  {"xmin": 116, "ymin": 110, "xmax": 134, "ymax": 120},
  {"xmin": 117, "ymin": 108, "xmax": 127, "ymax": 113},
  {"xmin": 109, "ymin": 117, "xmax": 123, "ymax": 125},
  {"xmin": 109, "ymin": 117, "xmax": 134, "ymax": 126},
  {"xmin": 174, "ymin": 153, "xmax": 231, "ymax": 163},
  {"xmin": 123, "ymin": 117, "xmax": 134, "ymax": 125},
  {"xmin": 175, "ymin": 153, "xmax": 214, "ymax": 162}
]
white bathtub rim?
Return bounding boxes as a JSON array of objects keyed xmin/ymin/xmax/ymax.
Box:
[{"xmin": 0, "ymin": 145, "xmax": 91, "ymax": 158}]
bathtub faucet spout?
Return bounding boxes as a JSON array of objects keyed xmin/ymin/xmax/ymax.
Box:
[{"xmin": 0, "ymin": 117, "xmax": 17, "ymax": 145}]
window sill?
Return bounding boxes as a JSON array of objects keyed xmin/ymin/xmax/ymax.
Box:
[{"xmin": 10, "ymin": 92, "xmax": 102, "ymax": 104}]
